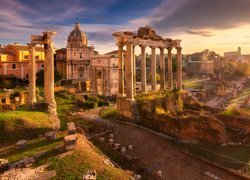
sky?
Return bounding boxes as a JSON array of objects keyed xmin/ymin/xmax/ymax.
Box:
[{"xmin": 1, "ymin": 0, "xmax": 250, "ymax": 55}]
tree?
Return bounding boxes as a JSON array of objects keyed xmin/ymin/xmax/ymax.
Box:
[{"xmin": 36, "ymin": 69, "xmax": 62, "ymax": 86}]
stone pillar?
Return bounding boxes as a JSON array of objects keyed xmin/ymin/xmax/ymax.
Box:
[
  {"xmin": 151, "ymin": 46, "xmax": 156, "ymax": 91},
  {"xmin": 167, "ymin": 47, "xmax": 173, "ymax": 90},
  {"xmin": 125, "ymin": 43, "xmax": 134, "ymax": 100},
  {"xmin": 28, "ymin": 43, "xmax": 37, "ymax": 105},
  {"xmin": 44, "ymin": 31, "xmax": 56, "ymax": 105},
  {"xmin": 176, "ymin": 47, "xmax": 182, "ymax": 90},
  {"xmin": 140, "ymin": 45, "xmax": 146, "ymax": 93},
  {"xmin": 159, "ymin": 47, "xmax": 165, "ymax": 90},
  {"xmin": 118, "ymin": 44, "xmax": 125, "ymax": 96},
  {"xmin": 132, "ymin": 45, "xmax": 136, "ymax": 95}
]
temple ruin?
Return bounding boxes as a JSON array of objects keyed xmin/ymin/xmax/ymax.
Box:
[
  {"xmin": 27, "ymin": 31, "xmax": 60, "ymax": 130},
  {"xmin": 113, "ymin": 26, "xmax": 183, "ymax": 100}
]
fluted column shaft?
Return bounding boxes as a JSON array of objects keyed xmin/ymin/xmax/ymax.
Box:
[
  {"xmin": 140, "ymin": 45, "xmax": 146, "ymax": 92},
  {"xmin": 151, "ymin": 47, "xmax": 156, "ymax": 91},
  {"xmin": 28, "ymin": 43, "xmax": 36, "ymax": 104},
  {"xmin": 160, "ymin": 47, "xmax": 165, "ymax": 90},
  {"xmin": 176, "ymin": 47, "xmax": 182, "ymax": 90},
  {"xmin": 125, "ymin": 43, "xmax": 134, "ymax": 100},
  {"xmin": 118, "ymin": 44, "xmax": 125, "ymax": 96},
  {"xmin": 167, "ymin": 47, "xmax": 173, "ymax": 90}
]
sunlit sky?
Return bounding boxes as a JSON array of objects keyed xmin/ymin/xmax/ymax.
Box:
[{"xmin": 1, "ymin": 0, "xmax": 250, "ymax": 55}]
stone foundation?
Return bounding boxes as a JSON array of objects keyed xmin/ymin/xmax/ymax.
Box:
[{"xmin": 116, "ymin": 97, "xmax": 138, "ymax": 121}]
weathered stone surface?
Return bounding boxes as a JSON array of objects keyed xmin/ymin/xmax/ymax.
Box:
[
  {"xmin": 98, "ymin": 137, "xmax": 105, "ymax": 142},
  {"xmin": 44, "ymin": 131, "xmax": 56, "ymax": 141},
  {"xmin": 34, "ymin": 170, "xmax": 57, "ymax": 180},
  {"xmin": 82, "ymin": 169, "xmax": 96, "ymax": 180},
  {"xmin": 64, "ymin": 134, "xmax": 77, "ymax": 151},
  {"xmin": 120, "ymin": 146, "xmax": 126, "ymax": 155},
  {"xmin": 113, "ymin": 143, "xmax": 120, "ymax": 150},
  {"xmin": 67, "ymin": 122, "xmax": 77, "ymax": 135},
  {"xmin": 0, "ymin": 159, "xmax": 9, "ymax": 170},
  {"xmin": 127, "ymin": 145, "xmax": 133, "ymax": 150},
  {"xmin": 15, "ymin": 140, "xmax": 27, "ymax": 149},
  {"xmin": 109, "ymin": 134, "xmax": 114, "ymax": 138},
  {"xmin": 103, "ymin": 159, "xmax": 114, "ymax": 167},
  {"xmin": 22, "ymin": 157, "xmax": 35, "ymax": 167}
]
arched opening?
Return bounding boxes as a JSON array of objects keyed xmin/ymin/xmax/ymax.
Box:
[{"xmin": 78, "ymin": 67, "xmax": 85, "ymax": 78}]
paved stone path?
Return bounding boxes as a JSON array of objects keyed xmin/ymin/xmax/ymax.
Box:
[{"xmin": 79, "ymin": 109, "xmax": 245, "ymax": 180}]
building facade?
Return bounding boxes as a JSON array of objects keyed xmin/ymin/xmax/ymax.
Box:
[
  {"xmin": 186, "ymin": 49, "xmax": 218, "ymax": 75},
  {"xmin": 55, "ymin": 22, "xmax": 96, "ymax": 85},
  {"xmin": 90, "ymin": 51, "xmax": 119, "ymax": 96},
  {"xmin": 0, "ymin": 44, "xmax": 44, "ymax": 79}
]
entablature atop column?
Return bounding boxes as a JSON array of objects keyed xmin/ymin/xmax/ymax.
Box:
[{"xmin": 113, "ymin": 26, "xmax": 181, "ymax": 49}]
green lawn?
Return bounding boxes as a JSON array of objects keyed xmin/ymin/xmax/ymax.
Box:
[{"xmin": 0, "ymin": 110, "xmax": 53, "ymax": 145}]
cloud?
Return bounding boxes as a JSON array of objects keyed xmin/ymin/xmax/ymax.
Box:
[
  {"xmin": 185, "ymin": 30, "xmax": 214, "ymax": 37},
  {"xmin": 130, "ymin": 0, "xmax": 250, "ymax": 36}
]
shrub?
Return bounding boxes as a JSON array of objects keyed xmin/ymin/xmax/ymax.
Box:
[
  {"xmin": 155, "ymin": 107, "xmax": 166, "ymax": 115},
  {"xmin": 100, "ymin": 108, "xmax": 117, "ymax": 118}
]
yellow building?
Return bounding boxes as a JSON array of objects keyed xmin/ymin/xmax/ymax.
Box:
[{"xmin": 0, "ymin": 44, "xmax": 45, "ymax": 80}]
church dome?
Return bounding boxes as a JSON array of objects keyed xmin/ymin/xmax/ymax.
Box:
[{"xmin": 67, "ymin": 22, "xmax": 88, "ymax": 47}]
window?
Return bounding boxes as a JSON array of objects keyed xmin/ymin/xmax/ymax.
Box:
[
  {"xmin": 24, "ymin": 55, "xmax": 28, "ymax": 59},
  {"xmin": 26, "ymin": 74, "xmax": 29, "ymax": 79},
  {"xmin": 74, "ymin": 52, "xmax": 76, "ymax": 57},
  {"xmin": 35, "ymin": 56, "xmax": 39, "ymax": 60},
  {"xmin": 12, "ymin": 64, "xmax": 16, "ymax": 69},
  {"xmin": 41, "ymin": 64, "xmax": 44, "ymax": 68},
  {"xmin": 80, "ymin": 52, "xmax": 82, "ymax": 59}
]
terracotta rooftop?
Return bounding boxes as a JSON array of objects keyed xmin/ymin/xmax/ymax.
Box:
[{"xmin": 9, "ymin": 44, "xmax": 44, "ymax": 52}]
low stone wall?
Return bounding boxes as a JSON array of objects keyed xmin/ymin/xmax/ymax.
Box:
[{"xmin": 117, "ymin": 96, "xmax": 228, "ymax": 144}]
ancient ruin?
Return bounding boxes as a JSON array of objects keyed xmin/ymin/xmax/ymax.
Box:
[
  {"xmin": 113, "ymin": 26, "xmax": 183, "ymax": 100},
  {"xmin": 27, "ymin": 31, "xmax": 60, "ymax": 130},
  {"xmin": 113, "ymin": 26, "xmax": 183, "ymax": 118}
]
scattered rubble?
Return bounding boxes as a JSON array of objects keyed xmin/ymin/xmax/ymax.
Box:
[
  {"xmin": 204, "ymin": 171, "xmax": 220, "ymax": 180},
  {"xmin": 67, "ymin": 122, "xmax": 76, "ymax": 135},
  {"xmin": 44, "ymin": 131, "xmax": 57, "ymax": 141},
  {"xmin": 82, "ymin": 169, "xmax": 97, "ymax": 180},
  {"xmin": 64, "ymin": 134, "xmax": 77, "ymax": 150},
  {"xmin": 15, "ymin": 140, "xmax": 27, "ymax": 149}
]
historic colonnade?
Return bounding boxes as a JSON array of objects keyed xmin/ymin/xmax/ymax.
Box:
[
  {"xmin": 28, "ymin": 31, "xmax": 57, "ymax": 106},
  {"xmin": 113, "ymin": 26, "xmax": 182, "ymax": 101}
]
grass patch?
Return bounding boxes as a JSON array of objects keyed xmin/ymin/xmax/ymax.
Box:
[
  {"xmin": 100, "ymin": 108, "xmax": 118, "ymax": 119},
  {"xmin": 0, "ymin": 110, "xmax": 53, "ymax": 146},
  {"xmin": 49, "ymin": 136, "xmax": 131, "ymax": 180}
]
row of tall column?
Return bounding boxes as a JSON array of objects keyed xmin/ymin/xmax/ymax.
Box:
[{"xmin": 117, "ymin": 43, "xmax": 182, "ymax": 100}]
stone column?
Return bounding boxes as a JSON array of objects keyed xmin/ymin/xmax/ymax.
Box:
[
  {"xmin": 94, "ymin": 68, "xmax": 98, "ymax": 93},
  {"xmin": 159, "ymin": 47, "xmax": 165, "ymax": 90},
  {"xmin": 140, "ymin": 45, "xmax": 146, "ymax": 93},
  {"xmin": 167, "ymin": 47, "xmax": 173, "ymax": 90},
  {"xmin": 118, "ymin": 44, "xmax": 125, "ymax": 96},
  {"xmin": 176, "ymin": 47, "xmax": 182, "ymax": 90},
  {"xmin": 151, "ymin": 46, "xmax": 156, "ymax": 91},
  {"xmin": 44, "ymin": 31, "xmax": 56, "ymax": 105},
  {"xmin": 132, "ymin": 45, "xmax": 136, "ymax": 95},
  {"xmin": 28, "ymin": 43, "xmax": 37, "ymax": 105},
  {"xmin": 125, "ymin": 43, "xmax": 134, "ymax": 100}
]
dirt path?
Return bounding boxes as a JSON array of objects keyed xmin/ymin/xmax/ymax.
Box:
[{"xmin": 80, "ymin": 109, "xmax": 244, "ymax": 180}]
